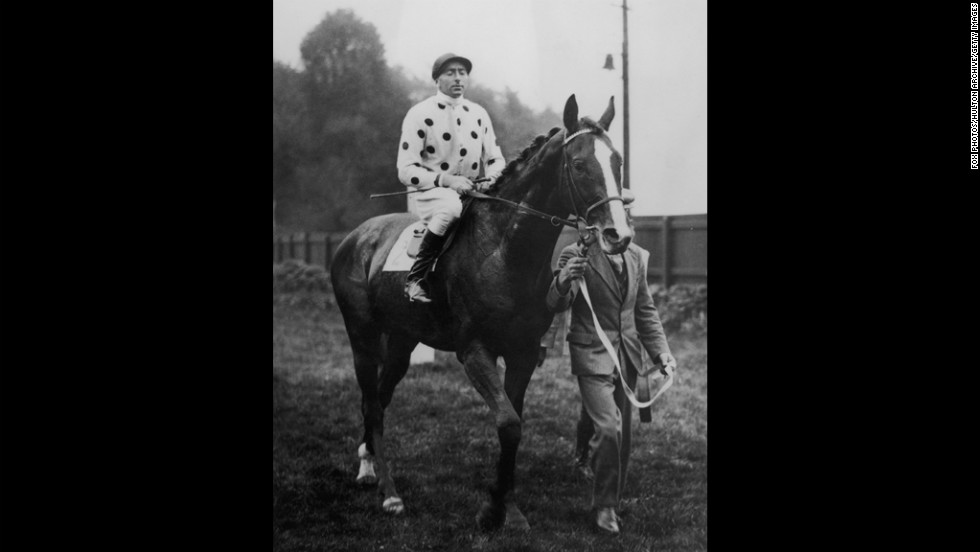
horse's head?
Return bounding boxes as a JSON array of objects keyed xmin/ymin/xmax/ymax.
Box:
[{"xmin": 561, "ymin": 94, "xmax": 634, "ymax": 255}]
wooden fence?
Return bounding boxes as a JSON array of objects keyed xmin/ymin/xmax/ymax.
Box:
[
  {"xmin": 272, "ymin": 231, "xmax": 348, "ymax": 270},
  {"xmin": 273, "ymin": 214, "xmax": 706, "ymax": 288}
]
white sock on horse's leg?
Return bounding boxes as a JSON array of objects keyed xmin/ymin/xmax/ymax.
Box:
[
  {"xmin": 383, "ymin": 496, "xmax": 405, "ymax": 515},
  {"xmin": 356, "ymin": 442, "xmax": 377, "ymax": 485}
]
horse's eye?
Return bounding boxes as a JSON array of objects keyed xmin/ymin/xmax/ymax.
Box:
[{"xmin": 572, "ymin": 160, "xmax": 585, "ymax": 172}]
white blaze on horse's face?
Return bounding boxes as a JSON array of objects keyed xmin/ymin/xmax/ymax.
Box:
[{"xmin": 593, "ymin": 136, "xmax": 633, "ymax": 253}]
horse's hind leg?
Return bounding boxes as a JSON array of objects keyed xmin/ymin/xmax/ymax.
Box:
[
  {"xmin": 350, "ymin": 330, "xmax": 383, "ymax": 488},
  {"xmin": 367, "ymin": 332, "xmax": 416, "ymax": 515}
]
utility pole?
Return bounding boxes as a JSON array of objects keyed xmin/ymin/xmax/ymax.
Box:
[
  {"xmin": 621, "ymin": 0, "xmax": 630, "ymax": 190},
  {"xmin": 606, "ymin": 0, "xmax": 630, "ymax": 189}
]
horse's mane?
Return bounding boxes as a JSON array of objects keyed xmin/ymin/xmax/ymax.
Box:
[
  {"xmin": 493, "ymin": 127, "xmax": 563, "ymax": 191},
  {"xmin": 493, "ymin": 119, "xmax": 603, "ymax": 192}
]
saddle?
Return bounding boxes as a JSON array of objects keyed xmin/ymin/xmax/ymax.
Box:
[{"xmin": 381, "ymin": 196, "xmax": 476, "ymax": 273}]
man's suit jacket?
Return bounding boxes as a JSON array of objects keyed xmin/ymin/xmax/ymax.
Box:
[{"xmin": 545, "ymin": 242, "xmax": 671, "ymax": 377}]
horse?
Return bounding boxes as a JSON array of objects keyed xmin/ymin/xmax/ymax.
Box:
[{"xmin": 330, "ymin": 94, "xmax": 634, "ymax": 531}]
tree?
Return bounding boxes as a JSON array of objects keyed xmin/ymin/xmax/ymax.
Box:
[
  {"xmin": 464, "ymin": 86, "xmax": 561, "ymax": 162},
  {"xmin": 273, "ymin": 60, "xmax": 310, "ymax": 211},
  {"xmin": 280, "ymin": 9, "xmax": 411, "ymax": 231},
  {"xmin": 300, "ymin": 10, "xmax": 385, "ymax": 89},
  {"xmin": 299, "ymin": 9, "xmax": 402, "ymax": 133},
  {"xmin": 273, "ymin": 10, "xmax": 561, "ymax": 233}
]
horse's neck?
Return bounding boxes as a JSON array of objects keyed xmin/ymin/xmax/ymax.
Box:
[{"xmin": 492, "ymin": 153, "xmax": 566, "ymax": 276}]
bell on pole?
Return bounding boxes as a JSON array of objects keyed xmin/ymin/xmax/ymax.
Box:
[{"xmin": 603, "ymin": 54, "xmax": 615, "ymax": 70}]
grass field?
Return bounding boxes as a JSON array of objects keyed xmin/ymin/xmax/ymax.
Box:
[{"xmin": 273, "ymin": 273, "xmax": 707, "ymax": 551}]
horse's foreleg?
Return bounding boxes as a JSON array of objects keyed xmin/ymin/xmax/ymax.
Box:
[
  {"xmin": 496, "ymin": 348, "xmax": 540, "ymax": 531},
  {"xmin": 502, "ymin": 348, "xmax": 538, "ymax": 420},
  {"xmin": 461, "ymin": 342, "xmax": 525, "ymax": 532}
]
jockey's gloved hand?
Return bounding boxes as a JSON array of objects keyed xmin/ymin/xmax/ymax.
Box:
[
  {"xmin": 474, "ymin": 177, "xmax": 496, "ymax": 193},
  {"xmin": 442, "ymin": 174, "xmax": 474, "ymax": 195}
]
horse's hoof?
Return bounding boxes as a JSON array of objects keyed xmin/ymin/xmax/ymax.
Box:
[
  {"xmin": 356, "ymin": 474, "xmax": 377, "ymax": 486},
  {"xmin": 504, "ymin": 501, "xmax": 530, "ymax": 531},
  {"xmin": 596, "ymin": 507, "xmax": 620, "ymax": 535},
  {"xmin": 475, "ymin": 501, "xmax": 505, "ymax": 532},
  {"xmin": 356, "ymin": 447, "xmax": 377, "ymax": 486},
  {"xmin": 356, "ymin": 461, "xmax": 377, "ymax": 486},
  {"xmin": 383, "ymin": 497, "xmax": 405, "ymax": 515}
]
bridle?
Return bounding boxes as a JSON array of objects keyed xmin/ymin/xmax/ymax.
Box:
[
  {"xmin": 469, "ymin": 126, "xmax": 626, "ymax": 243},
  {"xmin": 561, "ymin": 127, "xmax": 627, "ymax": 240}
]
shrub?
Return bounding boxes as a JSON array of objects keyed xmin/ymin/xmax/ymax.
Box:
[
  {"xmin": 273, "ymin": 260, "xmax": 334, "ymax": 309},
  {"xmin": 653, "ymin": 284, "xmax": 707, "ymax": 336}
]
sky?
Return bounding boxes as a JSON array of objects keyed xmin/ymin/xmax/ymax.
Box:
[{"xmin": 273, "ymin": 0, "xmax": 706, "ymax": 216}]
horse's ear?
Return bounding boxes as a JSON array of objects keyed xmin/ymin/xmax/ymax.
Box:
[
  {"xmin": 598, "ymin": 96, "xmax": 615, "ymax": 131},
  {"xmin": 563, "ymin": 94, "xmax": 579, "ymax": 133}
]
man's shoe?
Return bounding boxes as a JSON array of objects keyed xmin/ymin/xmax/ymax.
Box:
[
  {"xmin": 405, "ymin": 280, "xmax": 432, "ymax": 303},
  {"xmin": 596, "ymin": 507, "xmax": 620, "ymax": 534}
]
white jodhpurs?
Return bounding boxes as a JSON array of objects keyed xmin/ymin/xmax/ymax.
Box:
[{"xmin": 412, "ymin": 186, "xmax": 463, "ymax": 236}]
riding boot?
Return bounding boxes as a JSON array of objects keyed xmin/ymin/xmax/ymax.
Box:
[{"xmin": 404, "ymin": 230, "xmax": 446, "ymax": 303}]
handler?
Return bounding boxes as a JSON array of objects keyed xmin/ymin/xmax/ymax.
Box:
[
  {"xmin": 545, "ymin": 227, "xmax": 677, "ymax": 535},
  {"xmin": 396, "ymin": 52, "xmax": 506, "ymax": 303}
]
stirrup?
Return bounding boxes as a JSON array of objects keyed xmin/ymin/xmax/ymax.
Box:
[{"xmin": 405, "ymin": 280, "xmax": 432, "ymax": 304}]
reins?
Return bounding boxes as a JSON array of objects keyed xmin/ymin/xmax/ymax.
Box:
[
  {"xmin": 578, "ymin": 281, "xmax": 675, "ymax": 409},
  {"xmin": 466, "ymin": 190, "xmax": 578, "ymax": 228},
  {"xmin": 567, "ymin": 233, "xmax": 675, "ymax": 408},
  {"xmin": 469, "ymin": 127, "xmax": 627, "ymax": 240},
  {"xmin": 561, "ymin": 128, "xmax": 674, "ymax": 407}
]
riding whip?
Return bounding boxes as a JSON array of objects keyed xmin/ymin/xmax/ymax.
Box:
[
  {"xmin": 369, "ymin": 189, "xmax": 420, "ymax": 199},
  {"xmin": 369, "ymin": 178, "xmax": 492, "ymax": 199}
]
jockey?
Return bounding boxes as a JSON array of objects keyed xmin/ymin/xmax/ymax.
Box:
[{"xmin": 396, "ymin": 52, "xmax": 506, "ymax": 303}]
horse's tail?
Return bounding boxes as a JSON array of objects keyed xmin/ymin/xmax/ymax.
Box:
[
  {"xmin": 330, "ymin": 228, "xmax": 365, "ymax": 291},
  {"xmin": 330, "ymin": 226, "xmax": 373, "ymax": 324},
  {"xmin": 330, "ymin": 213, "xmax": 416, "ymax": 336}
]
